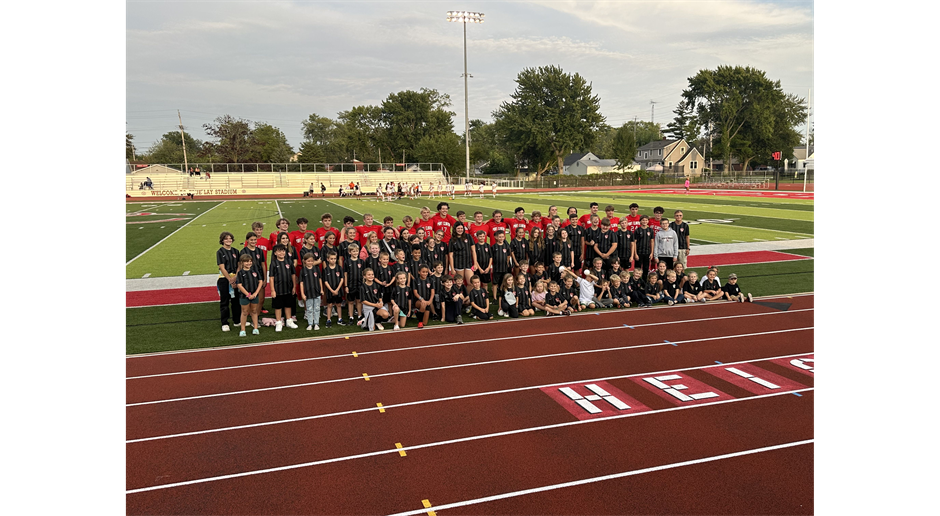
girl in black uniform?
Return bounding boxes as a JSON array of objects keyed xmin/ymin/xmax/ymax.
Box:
[
  {"xmin": 515, "ymin": 273, "xmax": 535, "ymax": 317},
  {"xmin": 472, "ymin": 230, "xmax": 493, "ymax": 290},
  {"xmin": 497, "ymin": 273, "xmax": 519, "ymax": 318},
  {"xmin": 509, "ymin": 227, "xmax": 529, "ymax": 276},
  {"xmin": 216, "ymin": 231, "xmax": 241, "ymax": 332},
  {"xmin": 449, "ymin": 223, "xmax": 474, "ymax": 288},
  {"xmin": 632, "ymin": 216, "xmax": 654, "ymax": 280},
  {"xmin": 490, "ymin": 230, "xmax": 512, "ymax": 301},
  {"xmin": 390, "ymin": 272, "xmax": 412, "ymax": 330},
  {"xmin": 412, "ymin": 265, "xmax": 435, "ymax": 328},
  {"xmin": 556, "ymin": 227, "xmax": 575, "ymax": 269},
  {"xmin": 527, "ymin": 226, "xmax": 545, "ymax": 269}
]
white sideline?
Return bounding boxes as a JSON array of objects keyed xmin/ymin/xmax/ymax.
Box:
[{"xmin": 126, "ymin": 201, "xmax": 224, "ymax": 266}]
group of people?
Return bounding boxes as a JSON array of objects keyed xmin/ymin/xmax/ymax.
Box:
[
  {"xmin": 216, "ymin": 201, "xmax": 753, "ymax": 337},
  {"xmin": 306, "ymin": 180, "xmax": 499, "ymax": 200}
]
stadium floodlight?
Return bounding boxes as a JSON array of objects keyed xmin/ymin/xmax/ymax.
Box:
[{"xmin": 446, "ymin": 11, "xmax": 484, "ymax": 182}]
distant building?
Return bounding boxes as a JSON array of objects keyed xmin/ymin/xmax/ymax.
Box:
[{"xmin": 635, "ymin": 139, "xmax": 705, "ymax": 177}]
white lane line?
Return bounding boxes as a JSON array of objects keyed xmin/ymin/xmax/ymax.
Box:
[
  {"xmin": 125, "ymin": 389, "xmax": 813, "ymax": 493},
  {"xmin": 125, "ymin": 327, "xmax": 812, "ymax": 407},
  {"xmin": 322, "ymin": 198, "xmax": 363, "ymax": 216},
  {"xmin": 127, "ymin": 308, "xmax": 815, "ymax": 380},
  {"xmin": 126, "ymin": 201, "xmax": 224, "ymax": 266},
  {"xmin": 275, "ymin": 200, "xmax": 283, "ymax": 219},
  {"xmin": 387, "ymin": 440, "xmax": 815, "ymax": 516},
  {"xmin": 127, "ymin": 351, "xmax": 815, "ymax": 443}
]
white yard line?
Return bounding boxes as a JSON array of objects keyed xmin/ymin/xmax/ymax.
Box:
[{"xmin": 126, "ymin": 201, "xmax": 224, "ymax": 266}]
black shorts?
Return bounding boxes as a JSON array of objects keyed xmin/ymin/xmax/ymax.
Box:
[
  {"xmin": 477, "ymin": 272, "xmax": 491, "ymax": 284},
  {"xmin": 272, "ymin": 294, "xmax": 294, "ymax": 309},
  {"xmin": 325, "ymin": 292, "xmax": 344, "ymax": 304},
  {"xmin": 493, "ymin": 270, "xmax": 509, "ymax": 283},
  {"xmin": 346, "ymin": 289, "xmax": 360, "ymax": 301}
]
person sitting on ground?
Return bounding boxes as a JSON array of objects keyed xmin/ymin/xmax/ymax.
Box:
[{"xmin": 722, "ymin": 273, "xmax": 753, "ymax": 302}]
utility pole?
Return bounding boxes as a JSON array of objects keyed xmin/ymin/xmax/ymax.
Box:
[
  {"xmin": 178, "ymin": 110, "xmax": 189, "ymax": 174},
  {"xmin": 804, "ymin": 88, "xmax": 811, "ymax": 193}
]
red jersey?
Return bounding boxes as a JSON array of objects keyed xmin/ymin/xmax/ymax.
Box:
[
  {"xmin": 468, "ymin": 222, "xmax": 492, "ymax": 243},
  {"xmin": 578, "ymin": 213, "xmax": 597, "ymax": 228},
  {"xmin": 625, "ymin": 214, "xmax": 643, "ymax": 233},
  {"xmin": 414, "ymin": 218, "xmax": 435, "ymax": 239},
  {"xmin": 649, "ymin": 217, "xmax": 665, "ymax": 238},
  {"xmin": 313, "ymin": 227, "xmax": 341, "ymax": 248},
  {"xmin": 355, "ymin": 224, "xmax": 383, "ymax": 246},
  {"xmin": 606, "ymin": 216, "xmax": 620, "ymax": 227},
  {"xmin": 529, "ymin": 217, "xmax": 546, "ymax": 232},
  {"xmin": 430, "ymin": 214, "xmax": 457, "ymax": 243},
  {"xmin": 487, "ymin": 219, "xmax": 510, "ymax": 240},
  {"xmin": 508, "ymin": 217, "xmax": 529, "ymax": 238},
  {"xmin": 289, "ymin": 229, "xmax": 314, "ymax": 255}
]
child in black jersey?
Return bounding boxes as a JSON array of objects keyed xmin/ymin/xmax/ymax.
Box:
[
  {"xmin": 683, "ymin": 271, "xmax": 706, "ymax": 303},
  {"xmin": 322, "ymin": 251, "xmax": 344, "ymax": 327},
  {"xmin": 497, "ymin": 273, "xmax": 519, "ymax": 318},
  {"xmin": 490, "ymin": 230, "xmax": 512, "ymax": 300},
  {"xmin": 344, "ymin": 244, "xmax": 364, "ymax": 323},
  {"xmin": 440, "ymin": 275, "xmax": 466, "ymax": 324},
  {"xmin": 468, "ymin": 275, "xmax": 492, "ymax": 320},
  {"xmin": 269, "ymin": 244, "xmax": 298, "ymax": 330},
  {"xmin": 235, "ymin": 254, "xmax": 263, "ymax": 336},
  {"xmin": 609, "ymin": 274, "xmax": 630, "ymax": 308},
  {"xmin": 722, "ymin": 273, "xmax": 753, "ymax": 302},
  {"xmin": 390, "ymin": 272, "xmax": 413, "ymax": 330},
  {"xmin": 515, "ymin": 273, "xmax": 535, "ymax": 317},
  {"xmin": 217, "ymin": 231, "xmax": 241, "ymax": 332},
  {"xmin": 627, "ymin": 268, "xmax": 648, "ymax": 307},
  {"xmin": 702, "ymin": 268, "xmax": 724, "ymax": 301},
  {"xmin": 661, "ymin": 269, "xmax": 682, "ymax": 306},
  {"xmin": 544, "ymin": 281, "xmax": 571, "ymax": 316},
  {"xmin": 472, "ymin": 230, "xmax": 493, "ymax": 289},
  {"xmin": 645, "ymin": 271, "xmax": 664, "ymax": 306},
  {"xmin": 413, "ymin": 265, "xmax": 435, "ymax": 328},
  {"xmin": 299, "ymin": 253, "xmax": 323, "ymax": 330},
  {"xmin": 359, "ymin": 268, "xmax": 389, "ymax": 331}
]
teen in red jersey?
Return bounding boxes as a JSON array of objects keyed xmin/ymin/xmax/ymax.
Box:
[
  {"xmin": 578, "ymin": 202, "xmax": 599, "ymax": 227},
  {"xmin": 430, "ymin": 202, "xmax": 457, "ymax": 244},
  {"xmin": 313, "ymin": 213, "xmax": 342, "ymax": 248}
]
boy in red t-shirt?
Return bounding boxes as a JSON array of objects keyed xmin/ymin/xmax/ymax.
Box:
[
  {"xmin": 313, "ymin": 213, "xmax": 342, "ymax": 248},
  {"xmin": 430, "ymin": 202, "xmax": 457, "ymax": 244}
]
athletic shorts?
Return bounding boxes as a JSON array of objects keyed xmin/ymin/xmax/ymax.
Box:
[
  {"xmin": 239, "ymin": 296, "xmax": 260, "ymax": 306},
  {"xmin": 477, "ymin": 272, "xmax": 491, "ymax": 284},
  {"xmin": 272, "ymin": 294, "xmax": 294, "ymax": 309}
]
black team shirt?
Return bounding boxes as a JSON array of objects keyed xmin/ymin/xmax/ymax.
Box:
[
  {"xmin": 235, "ymin": 268, "xmax": 261, "ymax": 297},
  {"xmin": 491, "ymin": 241, "xmax": 512, "ymax": 273},
  {"xmin": 633, "ymin": 226, "xmax": 654, "ymax": 256},
  {"xmin": 474, "ymin": 241, "xmax": 492, "ymax": 272},
  {"xmin": 300, "ymin": 266, "xmax": 322, "ymax": 298},
  {"xmin": 344, "ymin": 258, "xmax": 364, "ymax": 293},
  {"xmin": 217, "ymin": 247, "xmax": 240, "ymax": 277},
  {"xmin": 268, "ymin": 258, "xmax": 295, "ymax": 296},
  {"xmin": 509, "ymin": 237, "xmax": 528, "ymax": 267}
]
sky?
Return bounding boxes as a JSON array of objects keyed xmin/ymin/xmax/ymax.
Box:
[{"xmin": 126, "ymin": 0, "xmax": 814, "ymax": 157}]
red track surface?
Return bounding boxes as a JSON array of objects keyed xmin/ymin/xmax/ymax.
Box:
[{"xmin": 127, "ymin": 295, "xmax": 814, "ymax": 515}]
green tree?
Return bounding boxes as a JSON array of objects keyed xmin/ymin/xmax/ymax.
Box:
[
  {"xmin": 588, "ymin": 124, "xmax": 615, "ymax": 158},
  {"xmin": 126, "ymin": 133, "xmax": 136, "ymax": 160},
  {"xmin": 493, "ymin": 65, "xmax": 605, "ymax": 177},
  {"xmin": 251, "ymin": 123, "xmax": 293, "ymax": 163},
  {"xmin": 414, "ymin": 132, "xmax": 463, "ymax": 174},
  {"xmin": 145, "ymin": 130, "xmax": 202, "ymax": 164},
  {"xmin": 203, "ymin": 115, "xmax": 253, "ymax": 163},
  {"xmin": 622, "ymin": 120, "xmax": 662, "ymax": 149},
  {"xmin": 336, "ymin": 105, "xmax": 383, "ymax": 163},
  {"xmin": 681, "ymin": 65, "xmax": 806, "ymax": 171},
  {"xmin": 297, "ymin": 140, "xmax": 326, "ymax": 164},
  {"xmin": 663, "ymin": 99, "xmax": 701, "ymax": 143},
  {"xmin": 463, "ymin": 119, "xmax": 515, "ymax": 175},
  {"xmin": 301, "ymin": 113, "xmax": 345, "ymax": 162},
  {"xmin": 609, "ymin": 124, "xmax": 637, "ymax": 171},
  {"xmin": 379, "ymin": 88, "xmax": 455, "ymax": 163}
]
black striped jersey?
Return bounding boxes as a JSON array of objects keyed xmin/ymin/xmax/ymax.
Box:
[
  {"xmin": 391, "ymin": 284, "xmax": 412, "ymax": 311},
  {"xmin": 701, "ymin": 278, "xmax": 721, "ymax": 292},
  {"xmin": 566, "ymin": 224, "xmax": 585, "ymax": 259},
  {"xmin": 337, "ymin": 241, "xmax": 357, "ymax": 264},
  {"xmin": 588, "ymin": 268, "xmax": 607, "ymax": 296},
  {"xmin": 490, "ymin": 241, "xmax": 512, "ymax": 272},
  {"xmin": 669, "ymin": 221, "xmax": 691, "ymax": 250},
  {"xmin": 344, "ymin": 258, "xmax": 365, "ymax": 290},
  {"xmin": 235, "ymin": 268, "xmax": 262, "ymax": 296},
  {"xmin": 554, "ymin": 241, "xmax": 573, "ymax": 267},
  {"xmin": 365, "ymin": 254, "xmax": 382, "ymax": 273},
  {"xmin": 583, "ymin": 226, "xmax": 602, "ymax": 260},
  {"xmin": 473, "ymin": 241, "xmax": 492, "ymax": 270},
  {"xmin": 509, "ymin": 238, "xmax": 529, "ymax": 265},
  {"xmin": 360, "ymin": 281, "xmax": 382, "ymax": 305},
  {"xmin": 268, "ymin": 258, "xmax": 295, "ymax": 295},
  {"xmin": 543, "ymin": 237, "xmax": 560, "ymax": 264},
  {"xmin": 527, "ymin": 241, "xmax": 543, "ymax": 266},
  {"xmin": 299, "ymin": 266, "xmax": 322, "ymax": 298},
  {"xmin": 373, "ymin": 264, "xmax": 394, "ymax": 293},
  {"xmin": 545, "ymin": 291, "xmax": 565, "ymax": 306},
  {"xmin": 594, "ymin": 229, "xmax": 616, "ymax": 255},
  {"xmin": 239, "ymin": 246, "xmax": 266, "ymax": 276},
  {"xmin": 298, "ymin": 245, "xmax": 320, "ymax": 264},
  {"xmin": 429, "ymin": 274, "xmax": 443, "ymax": 301},
  {"xmin": 283, "ymin": 247, "xmax": 298, "ymax": 269},
  {"xmin": 616, "ymin": 229, "xmax": 634, "ymax": 261},
  {"xmin": 609, "ymin": 282, "xmax": 629, "ymax": 299},
  {"xmin": 558, "ymin": 283, "xmax": 576, "ymax": 302},
  {"xmin": 646, "ymin": 280, "xmax": 663, "ymax": 295},
  {"xmin": 413, "ymin": 275, "xmax": 435, "ymax": 302},
  {"xmin": 217, "ymin": 246, "xmax": 240, "ymax": 276},
  {"xmin": 322, "ymin": 263, "xmax": 345, "ymax": 291},
  {"xmin": 514, "ymin": 285, "xmax": 532, "ymax": 309},
  {"xmin": 408, "ymin": 258, "xmax": 428, "ymax": 278},
  {"xmin": 469, "ymin": 288, "xmax": 489, "ymax": 311},
  {"xmin": 379, "ymin": 238, "xmax": 400, "ymax": 262},
  {"xmin": 440, "ymin": 286, "xmax": 463, "ymax": 306},
  {"xmin": 546, "ymin": 263, "xmax": 564, "ymax": 284},
  {"xmin": 633, "ymin": 227, "xmax": 654, "ymax": 255},
  {"xmin": 628, "ymin": 276, "xmax": 646, "ymax": 295},
  {"xmin": 448, "ymin": 236, "xmax": 473, "ymax": 269},
  {"xmin": 320, "ymin": 244, "xmax": 339, "ymax": 263}
]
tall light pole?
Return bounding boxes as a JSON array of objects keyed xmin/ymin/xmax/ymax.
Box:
[{"xmin": 446, "ymin": 10, "xmax": 484, "ymax": 184}]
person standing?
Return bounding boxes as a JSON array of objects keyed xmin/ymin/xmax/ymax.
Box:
[
  {"xmin": 670, "ymin": 210, "xmax": 692, "ymax": 268},
  {"xmin": 653, "ymin": 218, "xmax": 679, "ymax": 271}
]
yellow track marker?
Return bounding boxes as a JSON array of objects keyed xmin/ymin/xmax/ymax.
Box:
[
  {"xmin": 362, "ymin": 373, "xmax": 370, "ymax": 381},
  {"xmin": 345, "ymin": 336, "xmax": 349, "ymax": 340},
  {"xmin": 352, "ymin": 351, "xmax": 358, "ymax": 357},
  {"xmin": 396, "ymin": 443, "xmax": 407, "ymax": 456},
  {"xmin": 377, "ymin": 403, "xmax": 385, "ymax": 413},
  {"xmin": 421, "ymin": 499, "xmax": 436, "ymax": 516}
]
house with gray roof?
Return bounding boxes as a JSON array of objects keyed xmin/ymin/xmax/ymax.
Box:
[{"xmin": 635, "ymin": 139, "xmax": 705, "ymax": 177}]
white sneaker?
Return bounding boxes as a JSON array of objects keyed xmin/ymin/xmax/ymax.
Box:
[
  {"xmin": 498, "ymin": 309, "xmax": 505, "ymax": 317},
  {"xmin": 222, "ymin": 325, "xmax": 230, "ymax": 332},
  {"xmin": 394, "ymin": 324, "xmax": 400, "ymax": 331},
  {"xmin": 275, "ymin": 321, "xmax": 283, "ymax": 332},
  {"xmin": 739, "ymin": 295, "xmax": 744, "ymax": 302},
  {"xmin": 306, "ymin": 325, "xmax": 312, "ymax": 330},
  {"xmin": 286, "ymin": 319, "xmax": 298, "ymax": 329},
  {"xmin": 314, "ymin": 325, "xmax": 320, "ymax": 331},
  {"xmin": 747, "ymin": 293, "xmax": 753, "ymax": 302}
]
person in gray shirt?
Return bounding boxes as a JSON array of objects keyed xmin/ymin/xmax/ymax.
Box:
[{"xmin": 653, "ymin": 217, "xmax": 679, "ymax": 270}]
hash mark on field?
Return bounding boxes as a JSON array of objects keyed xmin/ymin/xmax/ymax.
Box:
[
  {"xmin": 183, "ymin": 271, "xmax": 190, "ymax": 276},
  {"xmin": 142, "ymin": 273, "xmax": 151, "ymax": 278}
]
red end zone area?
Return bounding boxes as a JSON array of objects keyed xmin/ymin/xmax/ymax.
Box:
[{"xmin": 126, "ymin": 294, "xmax": 815, "ymax": 515}]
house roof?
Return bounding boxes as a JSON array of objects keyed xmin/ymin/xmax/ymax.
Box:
[
  {"xmin": 563, "ymin": 152, "xmax": 597, "ymax": 166},
  {"xmin": 636, "ymin": 139, "xmax": 678, "ymax": 152}
]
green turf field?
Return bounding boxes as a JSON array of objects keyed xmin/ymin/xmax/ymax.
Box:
[{"xmin": 125, "ymin": 192, "xmax": 814, "ymax": 279}]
